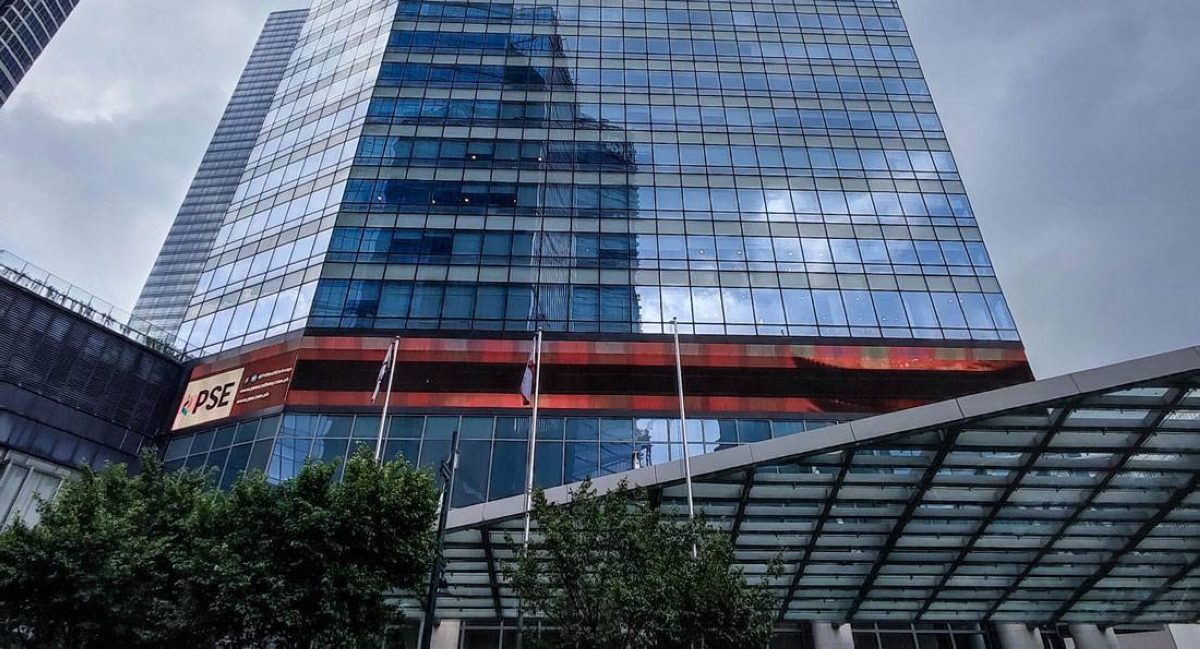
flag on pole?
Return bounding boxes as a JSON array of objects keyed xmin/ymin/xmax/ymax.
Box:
[
  {"xmin": 371, "ymin": 341, "xmax": 395, "ymax": 402},
  {"xmin": 520, "ymin": 342, "xmax": 537, "ymax": 406}
]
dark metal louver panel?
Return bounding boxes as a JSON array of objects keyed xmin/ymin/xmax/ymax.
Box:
[{"xmin": 0, "ymin": 280, "xmax": 184, "ymax": 440}]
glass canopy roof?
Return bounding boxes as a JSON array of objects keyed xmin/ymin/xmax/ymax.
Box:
[{"xmin": 399, "ymin": 347, "xmax": 1200, "ymax": 627}]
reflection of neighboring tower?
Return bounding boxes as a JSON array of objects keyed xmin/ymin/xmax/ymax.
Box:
[
  {"xmin": 633, "ymin": 423, "xmax": 652, "ymax": 469},
  {"xmin": 525, "ymin": 14, "xmax": 573, "ymax": 331},
  {"xmin": 715, "ymin": 420, "xmax": 738, "ymax": 452},
  {"xmin": 526, "ymin": 14, "xmax": 642, "ymax": 333},
  {"xmin": 325, "ymin": 1, "xmax": 645, "ymax": 335},
  {"xmin": 540, "ymin": 107, "xmax": 642, "ymax": 333}
]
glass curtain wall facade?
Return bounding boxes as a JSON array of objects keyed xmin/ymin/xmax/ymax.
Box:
[
  {"xmin": 164, "ymin": 411, "xmax": 842, "ymax": 507},
  {"xmin": 310, "ymin": 0, "xmax": 1018, "ymax": 342},
  {"xmin": 158, "ymin": 0, "xmax": 1037, "ymax": 509},
  {"xmin": 176, "ymin": 0, "xmax": 399, "ymax": 355},
  {"xmin": 157, "ymin": 2, "xmax": 1039, "ymax": 640},
  {"xmin": 172, "ymin": 0, "xmax": 1020, "ymax": 357},
  {"xmin": 134, "ymin": 10, "xmax": 309, "ymax": 334},
  {"xmin": 125, "ymin": 0, "xmax": 1200, "ymax": 644},
  {"xmin": 0, "ymin": 0, "xmax": 80, "ymax": 107}
]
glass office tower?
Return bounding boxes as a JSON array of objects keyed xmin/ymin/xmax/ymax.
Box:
[
  {"xmin": 159, "ymin": 0, "xmax": 1034, "ymax": 638},
  {"xmin": 134, "ymin": 10, "xmax": 309, "ymax": 334},
  {"xmin": 163, "ymin": 0, "xmax": 1032, "ymax": 537},
  {"xmin": 175, "ymin": 0, "xmax": 1018, "ymax": 355},
  {"xmin": 0, "ymin": 0, "xmax": 81, "ymax": 107}
]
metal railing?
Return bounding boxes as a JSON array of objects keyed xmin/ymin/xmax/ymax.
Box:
[{"xmin": 0, "ymin": 250, "xmax": 191, "ymax": 362}]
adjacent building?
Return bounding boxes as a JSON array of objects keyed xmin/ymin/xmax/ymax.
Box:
[
  {"xmin": 133, "ymin": 9, "xmax": 309, "ymax": 334},
  {"xmin": 0, "ymin": 251, "xmax": 184, "ymax": 527},
  {"xmin": 0, "ymin": 0, "xmax": 81, "ymax": 107}
]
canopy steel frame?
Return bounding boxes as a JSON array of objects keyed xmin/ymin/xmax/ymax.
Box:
[
  {"xmin": 481, "ymin": 529, "xmax": 504, "ymax": 619},
  {"xmin": 778, "ymin": 449, "xmax": 855, "ymax": 623},
  {"xmin": 1048, "ymin": 388, "xmax": 1196, "ymax": 622},
  {"xmin": 846, "ymin": 429, "xmax": 960, "ymax": 621},
  {"xmin": 419, "ymin": 347, "xmax": 1200, "ymax": 626},
  {"xmin": 985, "ymin": 387, "xmax": 1190, "ymax": 622},
  {"xmin": 917, "ymin": 406, "xmax": 1072, "ymax": 620}
]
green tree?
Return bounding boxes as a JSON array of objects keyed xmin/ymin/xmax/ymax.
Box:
[
  {"xmin": 506, "ymin": 481, "xmax": 779, "ymax": 649},
  {"xmin": 0, "ymin": 445, "xmax": 439, "ymax": 648},
  {"xmin": 195, "ymin": 446, "xmax": 440, "ymax": 648},
  {"xmin": 0, "ymin": 453, "xmax": 221, "ymax": 647}
]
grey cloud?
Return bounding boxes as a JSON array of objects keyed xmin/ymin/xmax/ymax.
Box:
[
  {"xmin": 0, "ymin": 0, "xmax": 298, "ymax": 309},
  {"xmin": 902, "ymin": 0, "xmax": 1200, "ymax": 377}
]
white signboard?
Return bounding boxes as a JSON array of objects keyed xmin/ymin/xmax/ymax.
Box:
[{"xmin": 171, "ymin": 367, "xmax": 245, "ymax": 431}]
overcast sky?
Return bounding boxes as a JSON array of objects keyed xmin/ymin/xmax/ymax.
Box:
[{"xmin": 1, "ymin": 0, "xmax": 1198, "ymax": 379}]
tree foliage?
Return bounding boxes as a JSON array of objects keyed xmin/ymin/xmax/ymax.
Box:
[
  {"xmin": 507, "ymin": 481, "xmax": 779, "ymax": 649},
  {"xmin": 0, "ymin": 446, "xmax": 439, "ymax": 648}
]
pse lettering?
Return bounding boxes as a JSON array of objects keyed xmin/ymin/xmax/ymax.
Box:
[
  {"xmin": 195, "ymin": 381, "xmax": 236, "ymax": 411},
  {"xmin": 172, "ymin": 367, "xmax": 245, "ymax": 430}
]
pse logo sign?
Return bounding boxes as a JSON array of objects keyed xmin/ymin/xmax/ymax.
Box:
[{"xmin": 171, "ymin": 367, "xmax": 245, "ymax": 430}]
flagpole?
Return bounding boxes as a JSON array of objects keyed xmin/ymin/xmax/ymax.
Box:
[
  {"xmin": 672, "ymin": 318, "xmax": 698, "ymax": 558},
  {"xmin": 517, "ymin": 328, "xmax": 544, "ymax": 649},
  {"xmin": 374, "ymin": 337, "xmax": 399, "ymax": 462},
  {"xmin": 522, "ymin": 327, "xmax": 544, "ymax": 545},
  {"xmin": 418, "ymin": 429, "xmax": 460, "ymax": 649}
]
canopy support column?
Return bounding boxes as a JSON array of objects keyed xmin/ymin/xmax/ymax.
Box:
[
  {"xmin": 993, "ymin": 624, "xmax": 1043, "ymax": 649},
  {"xmin": 427, "ymin": 619, "xmax": 461, "ymax": 649},
  {"xmin": 811, "ymin": 622, "xmax": 854, "ymax": 649},
  {"xmin": 1068, "ymin": 624, "xmax": 1121, "ymax": 649}
]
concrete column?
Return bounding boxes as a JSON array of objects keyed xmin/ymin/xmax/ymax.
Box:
[
  {"xmin": 427, "ymin": 619, "xmax": 462, "ymax": 649},
  {"xmin": 994, "ymin": 624, "xmax": 1043, "ymax": 649},
  {"xmin": 1068, "ymin": 624, "xmax": 1121, "ymax": 649},
  {"xmin": 1104, "ymin": 626, "xmax": 1122, "ymax": 649},
  {"xmin": 811, "ymin": 622, "xmax": 855, "ymax": 649},
  {"xmin": 1169, "ymin": 623, "xmax": 1200, "ymax": 648}
]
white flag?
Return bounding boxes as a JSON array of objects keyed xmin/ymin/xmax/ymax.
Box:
[
  {"xmin": 520, "ymin": 343, "xmax": 536, "ymax": 406},
  {"xmin": 371, "ymin": 341, "xmax": 395, "ymax": 402}
]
